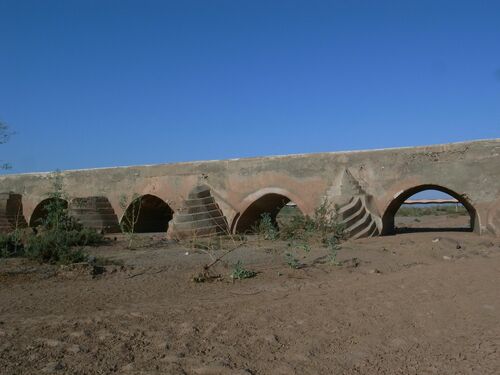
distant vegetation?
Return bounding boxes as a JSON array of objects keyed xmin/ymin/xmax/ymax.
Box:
[{"xmin": 397, "ymin": 204, "xmax": 467, "ymax": 217}]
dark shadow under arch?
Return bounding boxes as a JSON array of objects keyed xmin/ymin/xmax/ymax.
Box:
[
  {"xmin": 382, "ymin": 184, "xmax": 477, "ymax": 235},
  {"xmin": 121, "ymin": 194, "xmax": 173, "ymax": 233},
  {"xmin": 29, "ymin": 197, "xmax": 68, "ymax": 227},
  {"xmin": 0, "ymin": 193, "xmax": 28, "ymax": 231},
  {"xmin": 234, "ymin": 193, "xmax": 303, "ymax": 234}
]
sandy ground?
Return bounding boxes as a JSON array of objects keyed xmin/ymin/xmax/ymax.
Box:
[{"xmin": 0, "ymin": 215, "xmax": 499, "ymax": 375}]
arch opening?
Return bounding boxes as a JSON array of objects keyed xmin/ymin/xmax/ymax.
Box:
[
  {"xmin": 121, "ymin": 194, "xmax": 173, "ymax": 233},
  {"xmin": 382, "ymin": 185, "xmax": 476, "ymax": 235},
  {"xmin": 29, "ymin": 198, "xmax": 68, "ymax": 228},
  {"xmin": 234, "ymin": 193, "xmax": 304, "ymax": 234}
]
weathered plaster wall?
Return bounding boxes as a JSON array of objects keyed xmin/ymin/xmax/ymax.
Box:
[{"xmin": 1, "ymin": 139, "xmax": 499, "ymax": 236}]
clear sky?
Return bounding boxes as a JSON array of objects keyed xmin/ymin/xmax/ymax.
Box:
[{"xmin": 1, "ymin": 0, "xmax": 499, "ymax": 174}]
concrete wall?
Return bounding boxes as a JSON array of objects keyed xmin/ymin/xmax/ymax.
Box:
[{"xmin": 1, "ymin": 139, "xmax": 499, "ymax": 237}]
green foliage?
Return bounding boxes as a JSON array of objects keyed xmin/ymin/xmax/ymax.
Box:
[
  {"xmin": 24, "ymin": 230, "xmax": 88, "ymax": 264},
  {"xmin": 231, "ymin": 260, "xmax": 257, "ymax": 280},
  {"xmin": 280, "ymin": 198, "xmax": 346, "ymax": 268},
  {"xmin": 253, "ymin": 212, "xmax": 278, "ymax": 240},
  {"xmin": 41, "ymin": 185, "xmax": 77, "ymax": 231},
  {"xmin": 0, "ymin": 172, "xmax": 105, "ymax": 264},
  {"xmin": 0, "ymin": 232, "xmax": 24, "ymax": 258},
  {"xmin": 325, "ymin": 236, "xmax": 342, "ymax": 266},
  {"xmin": 279, "ymin": 214, "xmax": 315, "ymax": 241},
  {"xmin": 285, "ymin": 252, "xmax": 301, "ymax": 269},
  {"xmin": 287, "ymin": 240, "xmax": 310, "ymax": 253},
  {"xmin": 280, "ymin": 199, "xmax": 345, "ymax": 243},
  {"xmin": 313, "ymin": 199, "xmax": 346, "ymax": 242}
]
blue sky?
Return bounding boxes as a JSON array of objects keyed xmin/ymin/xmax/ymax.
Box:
[{"xmin": 1, "ymin": 0, "xmax": 499, "ymax": 175}]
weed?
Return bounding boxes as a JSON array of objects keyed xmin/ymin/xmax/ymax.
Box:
[
  {"xmin": 0, "ymin": 232, "xmax": 24, "ymax": 258},
  {"xmin": 187, "ymin": 234, "xmax": 247, "ymax": 282},
  {"xmin": 325, "ymin": 235, "xmax": 342, "ymax": 266},
  {"xmin": 280, "ymin": 198, "xmax": 346, "ymax": 268},
  {"xmin": 231, "ymin": 260, "xmax": 257, "ymax": 280},
  {"xmin": 253, "ymin": 212, "xmax": 278, "ymax": 240},
  {"xmin": 280, "ymin": 214, "xmax": 315, "ymax": 241},
  {"xmin": 287, "ymin": 240, "xmax": 310, "ymax": 253},
  {"xmin": 285, "ymin": 252, "xmax": 301, "ymax": 269}
]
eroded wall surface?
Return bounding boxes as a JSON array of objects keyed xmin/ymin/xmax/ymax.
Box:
[{"xmin": 0, "ymin": 139, "xmax": 499, "ymax": 237}]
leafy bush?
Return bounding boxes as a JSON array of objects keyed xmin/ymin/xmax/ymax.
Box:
[
  {"xmin": 24, "ymin": 230, "xmax": 88, "ymax": 264},
  {"xmin": 0, "ymin": 232, "xmax": 24, "ymax": 258},
  {"xmin": 279, "ymin": 214, "xmax": 315, "ymax": 241},
  {"xmin": 280, "ymin": 199, "xmax": 345, "ymax": 244},
  {"xmin": 1, "ymin": 172, "xmax": 105, "ymax": 264},
  {"xmin": 253, "ymin": 212, "xmax": 279, "ymax": 240},
  {"xmin": 280, "ymin": 199, "xmax": 346, "ymax": 268}
]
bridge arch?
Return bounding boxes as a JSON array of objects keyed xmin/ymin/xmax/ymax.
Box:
[
  {"xmin": 120, "ymin": 194, "xmax": 173, "ymax": 233},
  {"xmin": 29, "ymin": 197, "xmax": 68, "ymax": 228},
  {"xmin": 231, "ymin": 188, "xmax": 306, "ymax": 234},
  {"xmin": 381, "ymin": 184, "xmax": 478, "ymax": 235}
]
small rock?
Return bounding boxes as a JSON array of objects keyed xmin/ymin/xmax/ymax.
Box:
[
  {"xmin": 443, "ymin": 256, "xmax": 452, "ymax": 260},
  {"xmin": 432, "ymin": 238, "xmax": 440, "ymax": 243},
  {"xmin": 369, "ymin": 269, "xmax": 382, "ymax": 274}
]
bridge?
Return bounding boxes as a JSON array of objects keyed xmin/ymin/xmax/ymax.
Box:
[{"xmin": 1, "ymin": 139, "xmax": 499, "ymax": 238}]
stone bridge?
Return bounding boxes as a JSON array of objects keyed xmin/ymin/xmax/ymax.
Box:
[{"xmin": 1, "ymin": 139, "xmax": 500, "ymax": 238}]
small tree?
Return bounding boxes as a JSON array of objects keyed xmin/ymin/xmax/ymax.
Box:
[{"xmin": 119, "ymin": 194, "xmax": 142, "ymax": 248}]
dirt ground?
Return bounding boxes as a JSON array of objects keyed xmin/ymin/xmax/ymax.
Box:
[{"xmin": 1, "ymin": 215, "xmax": 499, "ymax": 375}]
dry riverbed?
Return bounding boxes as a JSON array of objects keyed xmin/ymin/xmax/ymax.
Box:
[{"xmin": 0, "ymin": 220, "xmax": 499, "ymax": 374}]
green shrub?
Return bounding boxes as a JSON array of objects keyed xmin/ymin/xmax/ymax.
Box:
[
  {"xmin": 0, "ymin": 232, "xmax": 24, "ymax": 258},
  {"xmin": 325, "ymin": 235, "xmax": 341, "ymax": 265},
  {"xmin": 285, "ymin": 252, "xmax": 301, "ymax": 269},
  {"xmin": 231, "ymin": 260, "xmax": 257, "ymax": 280},
  {"xmin": 253, "ymin": 212, "xmax": 279, "ymax": 240},
  {"xmin": 1, "ymin": 171, "xmax": 105, "ymax": 264},
  {"xmin": 280, "ymin": 199, "xmax": 345, "ymax": 244},
  {"xmin": 279, "ymin": 214, "xmax": 315, "ymax": 241},
  {"xmin": 24, "ymin": 231, "xmax": 87, "ymax": 264},
  {"xmin": 279, "ymin": 198, "xmax": 347, "ymax": 268}
]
